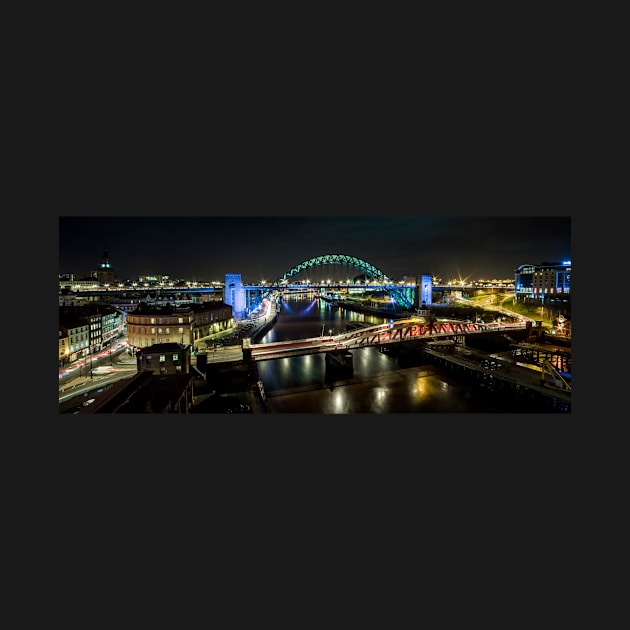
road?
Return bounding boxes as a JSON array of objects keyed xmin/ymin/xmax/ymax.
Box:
[
  {"xmin": 59, "ymin": 345, "xmax": 137, "ymax": 403},
  {"xmin": 59, "ymin": 342, "xmax": 130, "ymax": 382},
  {"xmin": 454, "ymin": 292, "xmax": 537, "ymax": 323}
]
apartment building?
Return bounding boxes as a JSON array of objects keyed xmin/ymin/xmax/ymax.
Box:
[
  {"xmin": 58, "ymin": 304, "xmax": 125, "ymax": 367},
  {"xmin": 126, "ymin": 300, "xmax": 233, "ymax": 352},
  {"xmin": 59, "ymin": 319, "xmax": 90, "ymax": 367}
]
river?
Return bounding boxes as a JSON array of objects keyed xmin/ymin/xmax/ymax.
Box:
[{"xmin": 254, "ymin": 295, "xmax": 549, "ymax": 413}]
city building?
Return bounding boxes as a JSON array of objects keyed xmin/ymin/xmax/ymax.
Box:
[
  {"xmin": 59, "ymin": 319, "xmax": 90, "ymax": 367},
  {"xmin": 514, "ymin": 261, "xmax": 571, "ymax": 306},
  {"xmin": 59, "ymin": 304, "xmax": 124, "ymax": 367},
  {"xmin": 59, "ymin": 290, "xmax": 90, "ymax": 307},
  {"xmin": 59, "ymin": 276, "xmax": 101, "ymax": 292},
  {"xmin": 96, "ymin": 248, "xmax": 116, "ymax": 285},
  {"xmin": 58, "ymin": 273, "xmax": 75, "ymax": 289},
  {"xmin": 136, "ymin": 343, "xmax": 192, "ymax": 375},
  {"xmin": 126, "ymin": 300, "xmax": 233, "ymax": 352}
]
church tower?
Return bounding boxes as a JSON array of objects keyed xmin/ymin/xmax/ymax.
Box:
[{"xmin": 96, "ymin": 247, "xmax": 116, "ymax": 285}]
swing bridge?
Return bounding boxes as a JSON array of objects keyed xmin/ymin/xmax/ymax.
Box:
[{"xmin": 247, "ymin": 318, "xmax": 527, "ymax": 362}]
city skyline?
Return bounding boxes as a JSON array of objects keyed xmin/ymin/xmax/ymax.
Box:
[{"xmin": 59, "ymin": 215, "xmax": 571, "ymax": 285}]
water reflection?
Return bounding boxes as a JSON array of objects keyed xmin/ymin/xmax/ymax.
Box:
[
  {"xmin": 254, "ymin": 295, "xmax": 564, "ymax": 413},
  {"xmin": 257, "ymin": 295, "xmax": 435, "ymax": 412}
]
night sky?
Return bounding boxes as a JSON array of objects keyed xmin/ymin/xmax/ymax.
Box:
[{"xmin": 59, "ymin": 215, "xmax": 571, "ymax": 284}]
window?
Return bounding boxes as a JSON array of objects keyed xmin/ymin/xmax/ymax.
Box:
[
  {"xmin": 178, "ymin": 327, "xmax": 184, "ymax": 334},
  {"xmin": 158, "ymin": 328, "xmax": 163, "ymax": 334},
  {"xmin": 150, "ymin": 318, "xmax": 155, "ymax": 324},
  {"xmin": 173, "ymin": 354, "xmax": 179, "ymax": 361},
  {"xmin": 159, "ymin": 355, "xmax": 166, "ymax": 362},
  {"xmin": 151, "ymin": 328, "xmax": 156, "ymax": 334},
  {"xmin": 146, "ymin": 356, "xmax": 152, "ymax": 363},
  {"xmin": 166, "ymin": 328, "xmax": 170, "ymax": 334}
]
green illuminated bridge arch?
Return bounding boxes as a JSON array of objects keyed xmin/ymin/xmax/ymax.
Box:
[{"xmin": 248, "ymin": 254, "xmax": 414, "ymax": 310}]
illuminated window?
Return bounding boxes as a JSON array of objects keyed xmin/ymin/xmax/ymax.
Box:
[
  {"xmin": 159, "ymin": 355, "xmax": 166, "ymax": 362},
  {"xmin": 178, "ymin": 327, "xmax": 184, "ymax": 334},
  {"xmin": 173, "ymin": 354, "xmax": 179, "ymax": 361},
  {"xmin": 166, "ymin": 328, "xmax": 170, "ymax": 334}
]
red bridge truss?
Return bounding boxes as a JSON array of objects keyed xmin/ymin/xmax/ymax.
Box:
[{"xmin": 250, "ymin": 319, "xmax": 528, "ymax": 361}]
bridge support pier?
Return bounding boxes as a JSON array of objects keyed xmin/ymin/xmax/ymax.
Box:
[{"xmin": 325, "ymin": 350, "xmax": 354, "ymax": 374}]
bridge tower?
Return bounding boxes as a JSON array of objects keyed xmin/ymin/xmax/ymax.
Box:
[
  {"xmin": 417, "ymin": 273, "xmax": 432, "ymax": 308},
  {"xmin": 224, "ymin": 273, "xmax": 246, "ymax": 320}
]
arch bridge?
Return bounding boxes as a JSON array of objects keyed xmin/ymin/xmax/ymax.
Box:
[{"xmin": 246, "ymin": 254, "xmax": 416, "ymax": 312}]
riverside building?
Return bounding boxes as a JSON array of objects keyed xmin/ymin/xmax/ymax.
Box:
[{"xmin": 514, "ymin": 261, "xmax": 571, "ymax": 306}]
